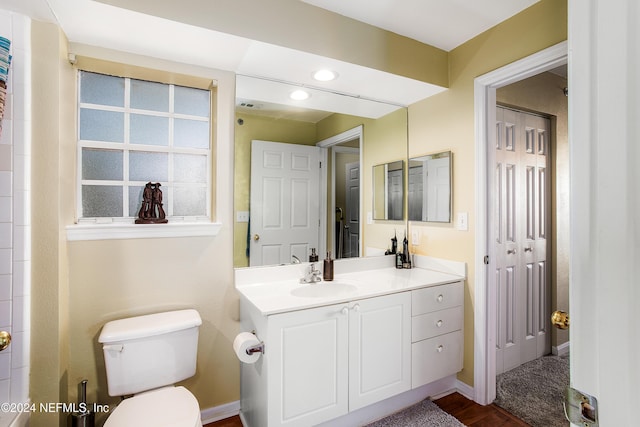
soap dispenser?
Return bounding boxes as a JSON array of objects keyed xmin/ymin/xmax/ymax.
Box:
[{"xmin": 323, "ymin": 251, "xmax": 334, "ymax": 281}]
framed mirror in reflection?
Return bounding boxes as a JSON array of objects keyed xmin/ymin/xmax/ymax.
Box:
[
  {"xmin": 372, "ymin": 160, "xmax": 405, "ymax": 221},
  {"xmin": 408, "ymin": 151, "xmax": 452, "ymax": 223}
]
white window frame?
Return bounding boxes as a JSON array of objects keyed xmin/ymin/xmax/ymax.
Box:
[{"xmin": 67, "ymin": 70, "xmax": 222, "ymax": 241}]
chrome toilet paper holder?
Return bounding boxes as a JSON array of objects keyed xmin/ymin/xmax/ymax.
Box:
[{"xmin": 246, "ymin": 331, "xmax": 264, "ymax": 355}]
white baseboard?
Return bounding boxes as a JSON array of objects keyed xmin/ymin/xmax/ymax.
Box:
[
  {"xmin": 200, "ymin": 400, "xmax": 240, "ymax": 425},
  {"xmin": 552, "ymin": 341, "xmax": 570, "ymax": 356}
]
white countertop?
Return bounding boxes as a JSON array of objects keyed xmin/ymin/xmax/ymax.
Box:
[{"xmin": 236, "ymin": 256, "xmax": 465, "ymax": 315}]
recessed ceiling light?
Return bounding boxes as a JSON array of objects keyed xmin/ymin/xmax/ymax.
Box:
[
  {"xmin": 290, "ymin": 90, "xmax": 310, "ymax": 101},
  {"xmin": 313, "ymin": 69, "xmax": 338, "ymax": 82}
]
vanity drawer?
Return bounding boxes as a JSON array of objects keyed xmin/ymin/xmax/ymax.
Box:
[
  {"xmin": 412, "ymin": 281, "xmax": 463, "ymax": 316},
  {"xmin": 411, "ymin": 330, "xmax": 463, "ymax": 388},
  {"xmin": 412, "ymin": 306, "xmax": 462, "ymax": 342}
]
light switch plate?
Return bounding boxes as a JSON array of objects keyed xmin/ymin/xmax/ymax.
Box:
[
  {"xmin": 367, "ymin": 212, "xmax": 373, "ymax": 224},
  {"xmin": 456, "ymin": 212, "xmax": 468, "ymax": 231},
  {"xmin": 411, "ymin": 229, "xmax": 420, "ymax": 245}
]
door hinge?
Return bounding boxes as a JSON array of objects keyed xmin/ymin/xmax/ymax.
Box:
[
  {"xmin": 484, "ymin": 255, "xmax": 489, "ymax": 265},
  {"xmin": 319, "ymin": 161, "xmax": 322, "ymax": 168},
  {"xmin": 565, "ymin": 386, "xmax": 598, "ymax": 426}
]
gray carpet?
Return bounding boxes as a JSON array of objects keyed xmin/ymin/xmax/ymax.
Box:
[
  {"xmin": 364, "ymin": 398, "xmax": 465, "ymax": 427},
  {"xmin": 494, "ymin": 353, "xmax": 569, "ymax": 427}
]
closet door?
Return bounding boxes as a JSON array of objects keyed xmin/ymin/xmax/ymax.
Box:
[{"xmin": 495, "ymin": 106, "xmax": 551, "ymax": 374}]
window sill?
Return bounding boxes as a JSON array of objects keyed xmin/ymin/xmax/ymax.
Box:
[{"xmin": 66, "ymin": 222, "xmax": 222, "ymax": 241}]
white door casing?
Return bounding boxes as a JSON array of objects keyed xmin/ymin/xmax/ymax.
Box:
[
  {"xmin": 568, "ymin": 0, "xmax": 639, "ymax": 424},
  {"xmin": 473, "ymin": 41, "xmax": 567, "ymax": 405},
  {"xmin": 494, "ymin": 107, "xmax": 551, "ymax": 375},
  {"xmin": 250, "ymin": 140, "xmax": 321, "ymax": 266}
]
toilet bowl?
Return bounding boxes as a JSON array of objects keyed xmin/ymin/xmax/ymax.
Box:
[
  {"xmin": 103, "ymin": 386, "xmax": 201, "ymax": 427},
  {"xmin": 99, "ymin": 309, "xmax": 203, "ymax": 427}
]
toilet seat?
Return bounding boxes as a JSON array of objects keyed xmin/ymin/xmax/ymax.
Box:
[{"xmin": 104, "ymin": 386, "xmax": 202, "ymax": 427}]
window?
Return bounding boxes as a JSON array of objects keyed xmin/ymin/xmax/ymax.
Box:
[{"xmin": 77, "ymin": 71, "xmax": 211, "ymax": 222}]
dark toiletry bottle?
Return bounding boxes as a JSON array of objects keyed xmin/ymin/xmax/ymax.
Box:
[
  {"xmin": 391, "ymin": 231, "xmax": 398, "ymax": 254},
  {"xmin": 396, "ymin": 252, "xmax": 403, "ymax": 269},
  {"xmin": 402, "ymin": 231, "xmax": 411, "ymax": 269},
  {"xmin": 323, "ymin": 251, "xmax": 334, "ymax": 281},
  {"xmin": 309, "ymin": 248, "xmax": 319, "ymax": 262}
]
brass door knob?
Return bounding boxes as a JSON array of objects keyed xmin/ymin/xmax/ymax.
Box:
[
  {"xmin": 0, "ymin": 331, "xmax": 11, "ymax": 351},
  {"xmin": 551, "ymin": 310, "xmax": 570, "ymax": 329},
  {"xmin": 253, "ymin": 234, "xmax": 260, "ymax": 241}
]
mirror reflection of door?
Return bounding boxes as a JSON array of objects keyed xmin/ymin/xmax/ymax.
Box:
[
  {"xmin": 343, "ymin": 161, "xmax": 360, "ymax": 258},
  {"xmin": 250, "ymin": 140, "xmax": 321, "ymax": 266}
]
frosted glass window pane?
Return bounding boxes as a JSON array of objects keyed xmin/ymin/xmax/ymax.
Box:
[
  {"xmin": 129, "ymin": 151, "xmax": 168, "ymax": 182},
  {"xmin": 174, "ymin": 119, "xmax": 209, "ymax": 149},
  {"xmin": 173, "ymin": 187, "xmax": 206, "ymax": 216},
  {"xmin": 130, "ymin": 114, "xmax": 169, "ymax": 146},
  {"xmin": 80, "ymin": 108, "xmax": 124, "ymax": 142},
  {"xmin": 129, "ymin": 186, "xmax": 144, "ymax": 217},
  {"xmin": 130, "ymin": 79, "xmax": 169, "ymax": 112},
  {"xmin": 82, "ymin": 185, "xmax": 122, "ymax": 217},
  {"xmin": 174, "ymin": 154, "xmax": 207, "ymax": 183},
  {"xmin": 174, "ymin": 86, "xmax": 210, "ymax": 117},
  {"xmin": 82, "ymin": 148, "xmax": 123, "ymax": 180},
  {"xmin": 80, "ymin": 72, "xmax": 124, "ymax": 107}
]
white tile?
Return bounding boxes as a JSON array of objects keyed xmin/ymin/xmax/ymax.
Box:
[
  {"xmin": 10, "ymin": 366, "xmax": 28, "ymax": 403},
  {"xmin": 11, "ymin": 14, "xmax": 30, "ymax": 52},
  {"xmin": 12, "ymin": 261, "xmax": 29, "ymax": 297},
  {"xmin": 0, "ymin": 223, "xmax": 11, "ymax": 249},
  {"xmin": 0, "ymin": 353, "xmax": 10, "ymax": 380},
  {"xmin": 0, "ymin": 172, "xmax": 12, "ymax": 197},
  {"xmin": 13, "ymin": 155, "xmax": 29, "ymax": 191},
  {"xmin": 0, "ymin": 274, "xmax": 9, "ymax": 300},
  {"xmin": 0, "ymin": 197, "xmax": 11, "ymax": 222},
  {"xmin": 0, "ymin": 13, "xmax": 12, "ymax": 40},
  {"xmin": 0, "ymin": 249, "xmax": 11, "ymax": 275},
  {"xmin": 2, "ymin": 90, "xmax": 12, "ymax": 121},
  {"xmin": 11, "ymin": 297, "xmax": 23, "ymax": 333},
  {"xmin": 13, "ymin": 119, "xmax": 31, "ymax": 157},
  {"xmin": 10, "ymin": 331, "xmax": 24, "ymax": 368},
  {"xmin": 0, "ymin": 379, "xmax": 9, "ymax": 403},
  {"xmin": 0, "ymin": 118, "xmax": 13, "ymax": 145},
  {"xmin": 13, "ymin": 225, "xmax": 29, "ymax": 262},
  {"xmin": 0, "ymin": 300, "xmax": 10, "ymax": 326},
  {"xmin": 14, "ymin": 190, "xmax": 30, "ymax": 226}
]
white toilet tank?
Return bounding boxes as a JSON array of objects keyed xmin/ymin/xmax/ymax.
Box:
[{"xmin": 99, "ymin": 309, "xmax": 202, "ymax": 397}]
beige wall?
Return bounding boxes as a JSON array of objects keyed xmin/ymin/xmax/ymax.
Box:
[
  {"xmin": 407, "ymin": 0, "xmax": 567, "ymax": 386},
  {"xmin": 497, "ymin": 71, "xmax": 570, "ymax": 349},
  {"xmin": 31, "ymin": 24, "xmax": 237, "ymax": 426}
]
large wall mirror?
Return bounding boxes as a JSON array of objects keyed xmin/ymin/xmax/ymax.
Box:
[
  {"xmin": 373, "ymin": 160, "xmax": 405, "ymax": 220},
  {"xmin": 408, "ymin": 151, "xmax": 452, "ymax": 222},
  {"xmin": 234, "ymin": 75, "xmax": 408, "ymax": 268}
]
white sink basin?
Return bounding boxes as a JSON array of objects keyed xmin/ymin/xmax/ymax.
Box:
[{"xmin": 291, "ymin": 282, "xmax": 358, "ymax": 298}]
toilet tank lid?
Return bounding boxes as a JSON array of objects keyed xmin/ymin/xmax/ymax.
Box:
[{"xmin": 99, "ymin": 309, "xmax": 202, "ymax": 344}]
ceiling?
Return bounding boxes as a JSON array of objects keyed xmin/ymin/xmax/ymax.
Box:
[{"xmin": 0, "ymin": 0, "xmax": 539, "ymax": 118}]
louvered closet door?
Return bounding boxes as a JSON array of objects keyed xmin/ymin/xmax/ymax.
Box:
[{"xmin": 495, "ymin": 107, "xmax": 551, "ymax": 375}]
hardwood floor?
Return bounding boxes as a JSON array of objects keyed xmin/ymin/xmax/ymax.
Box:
[{"xmin": 203, "ymin": 392, "xmax": 529, "ymax": 426}]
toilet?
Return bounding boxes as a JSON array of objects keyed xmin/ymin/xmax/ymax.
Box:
[{"xmin": 98, "ymin": 309, "xmax": 203, "ymax": 427}]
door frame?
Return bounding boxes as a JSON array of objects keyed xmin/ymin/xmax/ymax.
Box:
[
  {"xmin": 317, "ymin": 126, "xmax": 363, "ymax": 260},
  {"xmin": 473, "ymin": 41, "xmax": 567, "ymax": 405}
]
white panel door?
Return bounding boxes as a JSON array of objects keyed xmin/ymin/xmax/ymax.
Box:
[
  {"xmin": 348, "ymin": 292, "xmax": 411, "ymax": 411},
  {"xmin": 343, "ymin": 161, "xmax": 360, "ymax": 258},
  {"xmin": 495, "ymin": 107, "xmax": 551, "ymax": 375},
  {"xmin": 250, "ymin": 140, "xmax": 321, "ymax": 266},
  {"xmin": 426, "ymin": 156, "xmax": 451, "ymax": 222},
  {"xmin": 268, "ymin": 304, "xmax": 349, "ymax": 427}
]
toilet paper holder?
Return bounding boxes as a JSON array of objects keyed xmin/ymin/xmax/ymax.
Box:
[{"xmin": 246, "ymin": 331, "xmax": 264, "ymax": 355}]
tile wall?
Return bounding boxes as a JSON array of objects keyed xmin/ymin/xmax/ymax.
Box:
[{"xmin": 0, "ymin": 10, "xmax": 31, "ymax": 412}]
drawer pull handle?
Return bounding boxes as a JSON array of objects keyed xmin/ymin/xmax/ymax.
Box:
[
  {"xmin": 436, "ymin": 320, "xmax": 443, "ymax": 327},
  {"xmin": 437, "ymin": 345, "xmax": 444, "ymax": 353},
  {"xmin": 437, "ymin": 294, "xmax": 444, "ymax": 303}
]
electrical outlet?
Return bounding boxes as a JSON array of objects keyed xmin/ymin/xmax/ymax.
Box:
[
  {"xmin": 456, "ymin": 212, "xmax": 468, "ymax": 231},
  {"xmin": 236, "ymin": 211, "xmax": 250, "ymax": 223},
  {"xmin": 411, "ymin": 229, "xmax": 420, "ymax": 245},
  {"xmin": 367, "ymin": 212, "xmax": 373, "ymax": 224}
]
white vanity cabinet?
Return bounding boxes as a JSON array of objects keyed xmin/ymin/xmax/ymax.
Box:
[
  {"xmin": 410, "ymin": 280, "xmax": 464, "ymax": 388},
  {"xmin": 265, "ymin": 292, "xmax": 411, "ymax": 427}
]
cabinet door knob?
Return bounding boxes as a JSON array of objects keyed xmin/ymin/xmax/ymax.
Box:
[
  {"xmin": 437, "ymin": 294, "xmax": 444, "ymax": 303},
  {"xmin": 352, "ymin": 303, "xmax": 360, "ymax": 312},
  {"xmin": 436, "ymin": 320, "xmax": 443, "ymax": 328},
  {"xmin": 437, "ymin": 345, "xmax": 444, "ymax": 353}
]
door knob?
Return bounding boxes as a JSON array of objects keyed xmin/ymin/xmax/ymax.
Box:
[
  {"xmin": 507, "ymin": 248, "xmax": 517, "ymax": 254},
  {"xmin": 551, "ymin": 310, "xmax": 570, "ymax": 329},
  {"xmin": 0, "ymin": 331, "xmax": 11, "ymax": 352},
  {"xmin": 253, "ymin": 234, "xmax": 260, "ymax": 241}
]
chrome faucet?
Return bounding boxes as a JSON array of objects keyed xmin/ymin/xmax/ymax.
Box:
[
  {"xmin": 300, "ymin": 263, "xmax": 322, "ymax": 284},
  {"xmin": 291, "ymin": 255, "xmax": 301, "ymax": 264}
]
